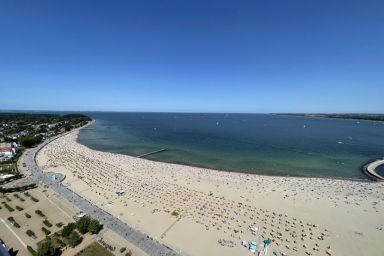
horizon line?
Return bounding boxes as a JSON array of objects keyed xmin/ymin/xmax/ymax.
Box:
[{"xmin": 0, "ymin": 109, "xmax": 383, "ymax": 115}]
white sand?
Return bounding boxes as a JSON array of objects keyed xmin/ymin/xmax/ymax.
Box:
[{"xmin": 36, "ymin": 129, "xmax": 384, "ymax": 256}]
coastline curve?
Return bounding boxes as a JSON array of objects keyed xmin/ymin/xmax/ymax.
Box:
[{"xmin": 25, "ymin": 121, "xmax": 181, "ymax": 256}]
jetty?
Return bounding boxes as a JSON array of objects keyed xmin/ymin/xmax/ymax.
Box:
[
  {"xmin": 137, "ymin": 148, "xmax": 167, "ymax": 158},
  {"xmin": 80, "ymin": 137, "xmax": 108, "ymax": 140},
  {"xmin": 363, "ymin": 159, "xmax": 384, "ymax": 181}
]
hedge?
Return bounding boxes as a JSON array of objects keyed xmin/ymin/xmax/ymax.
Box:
[
  {"xmin": 41, "ymin": 227, "xmax": 51, "ymax": 236},
  {"xmin": 27, "ymin": 245, "xmax": 36, "ymax": 256}
]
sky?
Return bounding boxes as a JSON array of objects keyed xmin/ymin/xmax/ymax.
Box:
[{"xmin": 0, "ymin": 0, "xmax": 383, "ymax": 113}]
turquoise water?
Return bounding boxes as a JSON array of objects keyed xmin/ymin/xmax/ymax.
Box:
[{"xmin": 77, "ymin": 113, "xmax": 384, "ymax": 179}]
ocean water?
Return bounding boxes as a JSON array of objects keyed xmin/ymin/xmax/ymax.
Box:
[{"xmin": 77, "ymin": 113, "xmax": 384, "ymax": 180}]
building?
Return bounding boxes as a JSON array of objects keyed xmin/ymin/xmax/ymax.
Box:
[
  {"xmin": 0, "ymin": 147, "xmax": 15, "ymax": 158},
  {"xmin": 0, "ymin": 143, "xmax": 16, "ymax": 162}
]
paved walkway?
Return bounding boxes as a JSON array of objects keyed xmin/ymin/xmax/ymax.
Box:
[{"xmin": 21, "ymin": 133, "xmax": 181, "ymax": 256}]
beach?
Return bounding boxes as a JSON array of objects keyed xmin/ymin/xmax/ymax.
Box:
[{"xmin": 36, "ymin": 128, "xmax": 384, "ymax": 256}]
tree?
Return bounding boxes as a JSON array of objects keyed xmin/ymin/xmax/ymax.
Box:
[
  {"xmin": 68, "ymin": 230, "xmax": 83, "ymax": 248},
  {"xmin": 64, "ymin": 123, "xmax": 72, "ymax": 131},
  {"xmin": 61, "ymin": 222, "xmax": 75, "ymax": 237},
  {"xmin": 87, "ymin": 219, "xmax": 102, "ymax": 234},
  {"xmin": 75, "ymin": 216, "xmax": 90, "ymax": 234},
  {"xmin": 20, "ymin": 135, "xmax": 42, "ymax": 148},
  {"xmin": 36, "ymin": 239, "xmax": 60, "ymax": 256}
]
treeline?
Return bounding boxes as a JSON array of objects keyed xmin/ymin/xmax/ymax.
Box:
[
  {"xmin": 278, "ymin": 113, "xmax": 384, "ymax": 122},
  {"xmin": 1, "ymin": 112, "xmax": 92, "ymax": 147},
  {"xmin": 0, "ymin": 173, "xmax": 23, "ymax": 185},
  {"xmin": 21, "ymin": 135, "xmax": 43, "ymax": 148},
  {"xmin": 0, "ymin": 183, "xmax": 37, "ymax": 193},
  {"xmin": 0, "ymin": 113, "xmax": 91, "ymax": 123},
  {"xmin": 0, "ymin": 113, "xmax": 91, "ymax": 127},
  {"xmin": 0, "ymin": 113, "xmax": 59, "ymax": 123}
]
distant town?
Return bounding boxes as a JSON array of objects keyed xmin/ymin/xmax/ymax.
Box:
[
  {"xmin": 0, "ymin": 112, "xmax": 92, "ymax": 195},
  {"xmin": 0, "ymin": 113, "xmax": 91, "ymax": 177},
  {"xmin": 0, "ymin": 113, "xmax": 115, "ymax": 256}
]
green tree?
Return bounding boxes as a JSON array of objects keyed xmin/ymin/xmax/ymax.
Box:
[
  {"xmin": 61, "ymin": 222, "xmax": 75, "ymax": 237},
  {"xmin": 87, "ymin": 219, "xmax": 102, "ymax": 234},
  {"xmin": 68, "ymin": 230, "xmax": 83, "ymax": 248},
  {"xmin": 20, "ymin": 135, "xmax": 42, "ymax": 148},
  {"xmin": 75, "ymin": 216, "xmax": 90, "ymax": 234},
  {"xmin": 36, "ymin": 239, "xmax": 60, "ymax": 256},
  {"xmin": 64, "ymin": 123, "xmax": 72, "ymax": 131}
]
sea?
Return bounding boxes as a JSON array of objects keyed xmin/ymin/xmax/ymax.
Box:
[{"xmin": 77, "ymin": 112, "xmax": 384, "ymax": 180}]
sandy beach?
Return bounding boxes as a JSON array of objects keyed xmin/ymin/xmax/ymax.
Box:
[{"xmin": 35, "ymin": 128, "xmax": 384, "ymax": 256}]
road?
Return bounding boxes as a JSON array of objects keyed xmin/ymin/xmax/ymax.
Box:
[{"xmin": 19, "ymin": 133, "xmax": 181, "ymax": 256}]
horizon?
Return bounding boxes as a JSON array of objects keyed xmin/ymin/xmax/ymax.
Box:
[
  {"xmin": 1, "ymin": 109, "xmax": 384, "ymax": 115},
  {"xmin": 1, "ymin": 1, "xmax": 384, "ymax": 112}
]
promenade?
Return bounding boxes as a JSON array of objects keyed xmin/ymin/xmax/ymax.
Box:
[{"xmin": 21, "ymin": 130, "xmax": 181, "ymax": 256}]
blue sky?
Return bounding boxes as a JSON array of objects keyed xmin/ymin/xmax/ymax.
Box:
[{"xmin": 0, "ymin": 0, "xmax": 383, "ymax": 113}]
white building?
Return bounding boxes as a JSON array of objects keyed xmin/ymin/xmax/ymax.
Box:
[{"xmin": 0, "ymin": 145, "xmax": 15, "ymax": 160}]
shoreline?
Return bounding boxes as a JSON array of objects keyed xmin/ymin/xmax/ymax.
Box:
[
  {"xmin": 35, "ymin": 124, "xmax": 384, "ymax": 256},
  {"xmin": 77, "ymin": 120, "xmax": 374, "ymax": 183}
]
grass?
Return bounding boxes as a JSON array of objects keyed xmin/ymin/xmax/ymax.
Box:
[{"xmin": 75, "ymin": 242, "xmax": 114, "ymax": 256}]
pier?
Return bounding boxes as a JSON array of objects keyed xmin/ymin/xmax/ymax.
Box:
[
  {"xmin": 137, "ymin": 148, "xmax": 167, "ymax": 158},
  {"xmin": 80, "ymin": 137, "xmax": 109, "ymax": 140},
  {"xmin": 363, "ymin": 159, "xmax": 384, "ymax": 181}
]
